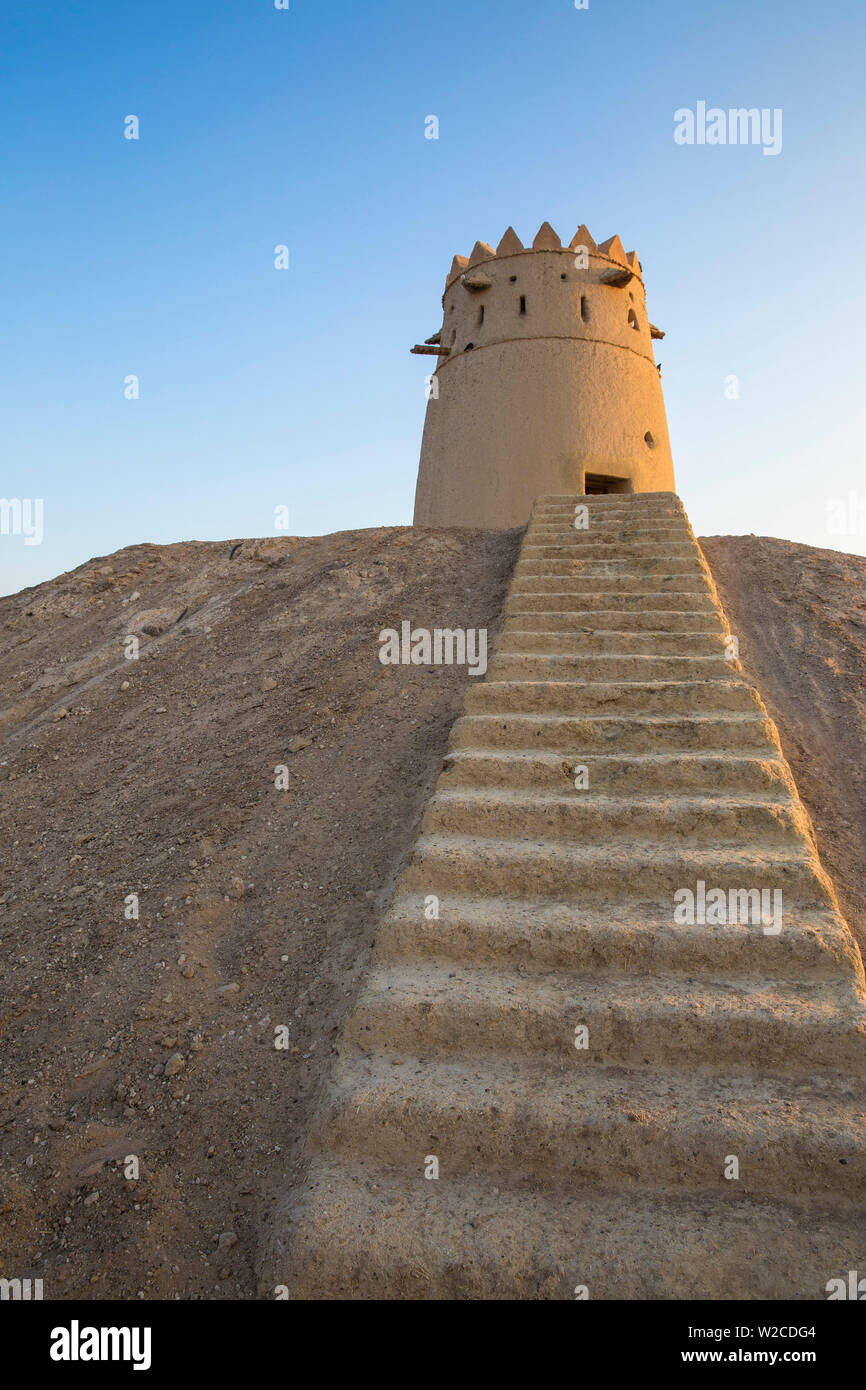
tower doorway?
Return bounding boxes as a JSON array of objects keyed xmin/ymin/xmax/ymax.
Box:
[{"xmin": 583, "ymin": 472, "xmax": 633, "ymax": 495}]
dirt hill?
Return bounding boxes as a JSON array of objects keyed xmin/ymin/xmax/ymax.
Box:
[
  {"xmin": 701, "ymin": 536, "xmax": 866, "ymax": 954},
  {"xmin": 0, "ymin": 527, "xmax": 863, "ymax": 1299}
]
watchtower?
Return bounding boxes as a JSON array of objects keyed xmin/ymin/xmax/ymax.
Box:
[{"xmin": 412, "ymin": 221, "xmax": 675, "ymax": 527}]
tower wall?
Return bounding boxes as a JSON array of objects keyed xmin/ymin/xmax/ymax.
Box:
[{"xmin": 412, "ymin": 226, "xmax": 676, "ymax": 528}]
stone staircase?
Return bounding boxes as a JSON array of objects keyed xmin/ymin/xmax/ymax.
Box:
[{"xmin": 269, "ymin": 492, "xmax": 866, "ymax": 1300}]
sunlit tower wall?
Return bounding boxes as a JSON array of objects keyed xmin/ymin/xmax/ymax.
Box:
[{"xmin": 411, "ymin": 222, "xmax": 676, "ymax": 528}]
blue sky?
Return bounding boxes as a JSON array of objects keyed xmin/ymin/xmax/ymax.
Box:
[{"xmin": 2, "ymin": 0, "xmax": 865, "ymax": 596}]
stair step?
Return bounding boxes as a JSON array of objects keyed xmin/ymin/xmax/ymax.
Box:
[
  {"xmin": 533, "ymin": 510, "xmax": 682, "ymax": 519},
  {"xmin": 498, "ymin": 630, "xmax": 727, "ymax": 655},
  {"xmin": 463, "ymin": 679, "xmax": 759, "ymax": 716},
  {"xmin": 503, "ymin": 608, "xmax": 725, "ymax": 630},
  {"xmin": 422, "ymin": 788, "xmax": 808, "ymax": 847},
  {"xmin": 535, "ymin": 493, "xmax": 680, "ymax": 510},
  {"xmin": 449, "ymin": 711, "xmax": 779, "ymax": 753},
  {"xmin": 321, "ymin": 1054, "xmax": 866, "ymax": 1195},
  {"xmin": 507, "ymin": 581, "xmax": 713, "ymax": 598},
  {"xmin": 346, "ymin": 963, "xmax": 866, "ymax": 1070},
  {"xmin": 522, "ymin": 541, "xmax": 698, "ymax": 557},
  {"xmin": 404, "ymin": 834, "xmax": 835, "ymax": 908},
  {"xmin": 515, "ymin": 557, "xmax": 707, "ymax": 576},
  {"xmin": 528, "ymin": 531, "xmax": 690, "ymax": 547},
  {"xmin": 278, "ymin": 1160, "xmax": 866, "ymax": 1300},
  {"xmin": 488, "ymin": 653, "xmax": 737, "ymax": 680},
  {"xmin": 375, "ymin": 893, "xmax": 861, "ymax": 981},
  {"xmin": 440, "ymin": 748, "xmax": 793, "ymax": 794},
  {"xmin": 530, "ymin": 515, "xmax": 688, "ymax": 529}
]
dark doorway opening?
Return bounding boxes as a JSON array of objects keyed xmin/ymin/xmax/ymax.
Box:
[{"xmin": 583, "ymin": 473, "xmax": 633, "ymax": 495}]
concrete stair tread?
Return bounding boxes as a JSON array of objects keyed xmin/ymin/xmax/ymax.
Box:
[
  {"xmin": 443, "ymin": 747, "xmax": 784, "ymax": 764},
  {"xmin": 503, "ymin": 617, "xmax": 725, "ymax": 632},
  {"xmin": 450, "ymin": 711, "xmax": 780, "ymax": 754},
  {"xmin": 429, "ymin": 787, "xmax": 797, "ymax": 806},
  {"xmin": 528, "ymin": 536, "xmax": 689, "ymax": 545},
  {"xmin": 406, "ymin": 832, "xmax": 834, "ymax": 908},
  {"xmin": 356, "ymin": 959, "xmax": 865, "ymax": 1017},
  {"xmin": 509, "ymin": 593, "xmax": 711, "ymax": 599},
  {"xmin": 499, "ymin": 624, "xmax": 726, "ymax": 634},
  {"xmin": 489, "ymin": 652, "xmax": 735, "ymax": 663},
  {"xmin": 321, "ymin": 1053, "xmax": 866, "ymax": 1195},
  {"xmin": 517, "ymin": 549, "xmax": 703, "ymax": 559},
  {"xmin": 464, "ymin": 679, "xmax": 761, "ymax": 715},
  {"xmin": 423, "ymin": 788, "xmax": 809, "ymax": 847},
  {"xmin": 452, "ymin": 710, "xmax": 769, "ymax": 727},
  {"xmin": 528, "ymin": 531, "xmax": 689, "ymax": 542},
  {"xmin": 332, "ymin": 1051, "xmax": 866, "ymax": 1116},
  {"xmin": 515, "ymin": 562, "xmax": 705, "ymax": 573},
  {"xmin": 376, "ymin": 891, "xmax": 859, "ymax": 979},
  {"xmin": 474, "ymin": 677, "xmax": 750, "ymax": 686},
  {"xmin": 280, "ymin": 1159, "xmax": 866, "ymax": 1299},
  {"xmin": 426, "ymin": 787, "xmax": 800, "ymax": 814},
  {"xmin": 348, "ymin": 962, "xmax": 866, "ymax": 1069},
  {"xmin": 411, "ymin": 829, "xmax": 821, "ymax": 871},
  {"xmin": 440, "ymin": 747, "xmax": 795, "ymax": 792},
  {"xmin": 488, "ymin": 655, "xmax": 739, "ymax": 679}
]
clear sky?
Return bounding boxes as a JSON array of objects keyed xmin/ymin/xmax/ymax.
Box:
[{"xmin": 2, "ymin": 0, "xmax": 865, "ymax": 596}]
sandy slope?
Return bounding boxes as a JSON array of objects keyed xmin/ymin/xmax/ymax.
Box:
[
  {"xmin": 701, "ymin": 536, "xmax": 866, "ymax": 955},
  {"xmin": 0, "ymin": 526, "xmax": 519, "ymax": 1298}
]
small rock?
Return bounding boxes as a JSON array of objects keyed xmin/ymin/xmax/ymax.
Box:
[
  {"xmin": 218, "ymin": 1231, "xmax": 238, "ymax": 1251},
  {"xmin": 217, "ymin": 982, "xmax": 240, "ymax": 998},
  {"xmin": 163, "ymin": 1053, "xmax": 186, "ymax": 1077},
  {"xmin": 261, "ymin": 677, "xmax": 277, "ymax": 692},
  {"xmin": 287, "ymin": 735, "xmax": 313, "ymax": 753}
]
